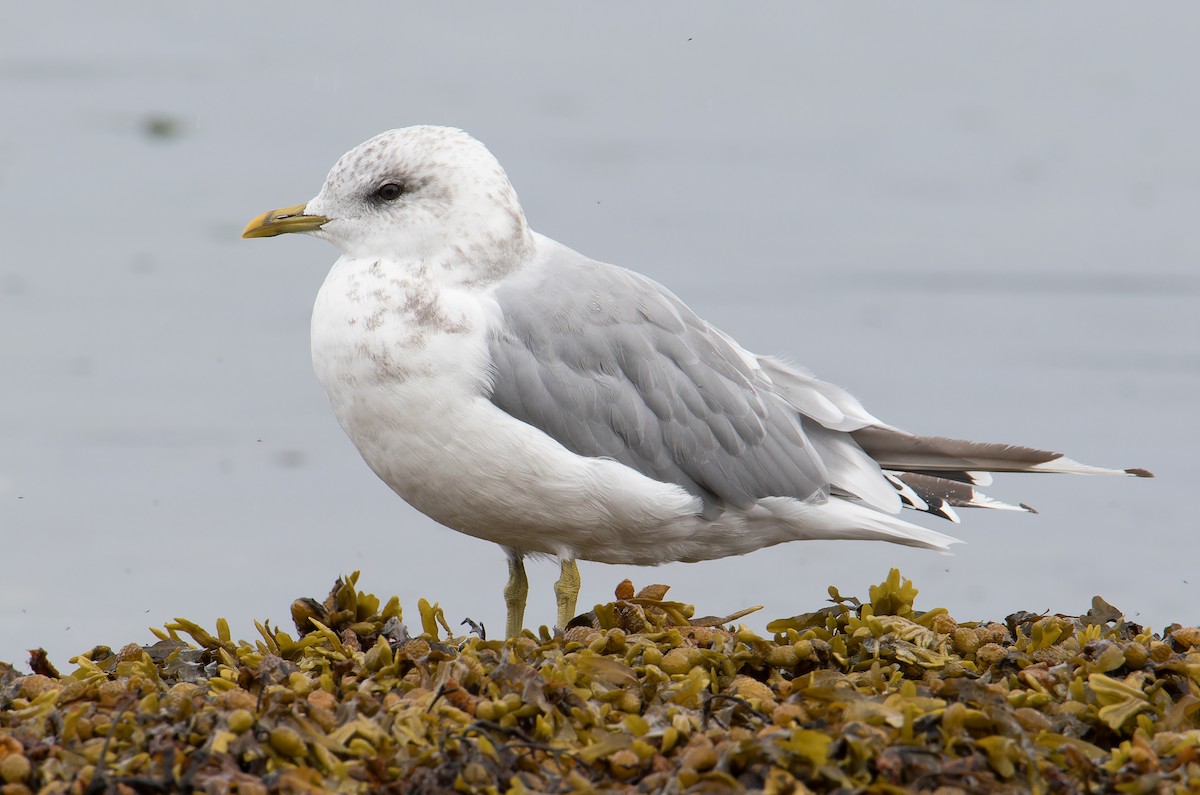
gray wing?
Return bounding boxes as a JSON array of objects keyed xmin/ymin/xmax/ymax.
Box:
[{"xmin": 486, "ymin": 245, "xmax": 830, "ymax": 515}]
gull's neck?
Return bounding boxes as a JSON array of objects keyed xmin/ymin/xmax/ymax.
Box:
[
  {"xmin": 439, "ymin": 225, "xmax": 537, "ymax": 289},
  {"xmin": 381, "ymin": 209, "xmax": 537, "ymax": 290}
]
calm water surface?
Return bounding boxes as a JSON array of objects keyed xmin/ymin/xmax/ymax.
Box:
[{"xmin": 2, "ymin": 5, "xmax": 1197, "ymax": 668}]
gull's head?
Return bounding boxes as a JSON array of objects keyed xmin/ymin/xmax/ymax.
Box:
[{"xmin": 243, "ymin": 126, "xmax": 532, "ymax": 269}]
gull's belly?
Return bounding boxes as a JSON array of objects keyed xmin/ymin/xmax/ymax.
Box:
[{"xmin": 309, "ymin": 257, "xmax": 702, "ymax": 561}]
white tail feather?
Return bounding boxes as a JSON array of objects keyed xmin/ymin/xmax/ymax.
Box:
[{"xmin": 770, "ymin": 497, "xmax": 963, "ymax": 552}]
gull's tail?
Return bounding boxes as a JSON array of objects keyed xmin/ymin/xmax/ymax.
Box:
[
  {"xmin": 852, "ymin": 425, "xmax": 1154, "ymax": 521},
  {"xmin": 761, "ymin": 495, "xmax": 964, "ymax": 552}
]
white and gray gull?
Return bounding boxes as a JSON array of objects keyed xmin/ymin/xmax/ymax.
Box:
[{"xmin": 243, "ymin": 125, "xmax": 1152, "ymax": 638}]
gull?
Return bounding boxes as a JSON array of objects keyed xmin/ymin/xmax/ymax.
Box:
[{"xmin": 243, "ymin": 126, "xmax": 1151, "ymax": 638}]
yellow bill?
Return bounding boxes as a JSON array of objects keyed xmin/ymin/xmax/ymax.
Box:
[{"xmin": 242, "ymin": 204, "xmax": 329, "ymax": 238}]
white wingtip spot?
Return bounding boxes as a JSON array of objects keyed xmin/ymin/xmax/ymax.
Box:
[
  {"xmin": 886, "ymin": 473, "xmax": 929, "ymax": 512},
  {"xmin": 970, "ymin": 493, "xmax": 1034, "ymax": 513},
  {"xmin": 1030, "ymin": 456, "xmax": 1132, "ymax": 476},
  {"xmin": 937, "ymin": 503, "xmax": 962, "ymax": 524},
  {"xmin": 966, "ymin": 471, "xmax": 993, "ymax": 486}
]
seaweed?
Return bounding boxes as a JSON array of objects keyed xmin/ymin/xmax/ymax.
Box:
[{"xmin": 2, "ymin": 569, "xmax": 1198, "ymax": 793}]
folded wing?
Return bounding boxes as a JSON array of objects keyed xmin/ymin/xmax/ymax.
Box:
[
  {"xmin": 487, "ymin": 242, "xmax": 1151, "ymax": 530},
  {"xmin": 487, "ymin": 247, "xmax": 837, "ymax": 517}
]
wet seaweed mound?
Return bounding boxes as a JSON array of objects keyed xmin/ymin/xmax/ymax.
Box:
[{"xmin": 2, "ymin": 570, "xmax": 1199, "ymax": 793}]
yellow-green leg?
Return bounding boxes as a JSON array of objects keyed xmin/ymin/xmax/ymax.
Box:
[
  {"xmin": 555, "ymin": 558, "xmax": 581, "ymax": 631},
  {"xmin": 503, "ymin": 554, "xmax": 528, "ymax": 639}
]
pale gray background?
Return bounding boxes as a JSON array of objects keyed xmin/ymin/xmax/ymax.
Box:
[{"xmin": 2, "ymin": 5, "xmax": 1195, "ymax": 669}]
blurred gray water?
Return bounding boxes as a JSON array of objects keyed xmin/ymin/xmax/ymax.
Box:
[{"xmin": 2, "ymin": 5, "xmax": 1197, "ymax": 669}]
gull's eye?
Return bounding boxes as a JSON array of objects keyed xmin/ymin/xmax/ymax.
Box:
[{"xmin": 374, "ymin": 182, "xmax": 404, "ymax": 201}]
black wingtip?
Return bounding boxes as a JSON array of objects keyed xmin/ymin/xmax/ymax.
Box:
[
  {"xmin": 1125, "ymin": 468, "xmax": 1155, "ymax": 478},
  {"xmin": 1019, "ymin": 502, "xmax": 1039, "ymax": 515}
]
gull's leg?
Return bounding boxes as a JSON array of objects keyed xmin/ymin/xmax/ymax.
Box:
[
  {"xmin": 554, "ymin": 557, "xmax": 581, "ymax": 631},
  {"xmin": 503, "ymin": 551, "xmax": 528, "ymax": 639}
]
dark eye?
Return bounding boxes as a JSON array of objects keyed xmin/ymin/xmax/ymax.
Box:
[{"xmin": 375, "ymin": 182, "xmax": 404, "ymax": 201}]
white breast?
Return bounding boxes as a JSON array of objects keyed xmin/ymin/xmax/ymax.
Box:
[
  {"xmin": 310, "ymin": 256, "xmax": 495, "ymax": 493},
  {"xmin": 309, "ymin": 255, "xmax": 704, "ymax": 562}
]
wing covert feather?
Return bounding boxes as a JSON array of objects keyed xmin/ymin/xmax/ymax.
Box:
[{"xmin": 486, "ymin": 248, "xmax": 830, "ymax": 512}]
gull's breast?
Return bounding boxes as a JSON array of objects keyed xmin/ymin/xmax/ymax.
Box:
[
  {"xmin": 307, "ymin": 255, "xmax": 703, "ymax": 560},
  {"xmin": 310, "ymin": 255, "xmax": 496, "ymax": 488}
]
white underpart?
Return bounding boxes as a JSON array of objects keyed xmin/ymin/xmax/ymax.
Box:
[{"xmin": 309, "ymin": 241, "xmax": 957, "ymax": 567}]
